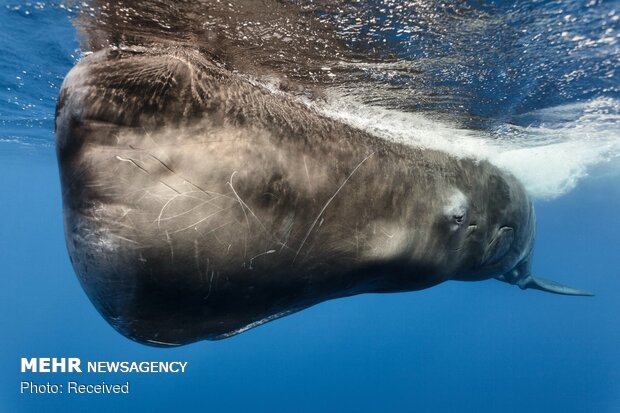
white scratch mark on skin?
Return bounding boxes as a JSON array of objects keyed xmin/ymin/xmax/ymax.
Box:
[
  {"xmin": 203, "ymin": 221, "xmax": 234, "ymax": 237},
  {"xmin": 228, "ymin": 171, "xmax": 250, "ymax": 229},
  {"xmin": 110, "ymin": 208, "xmax": 136, "ymax": 230},
  {"xmin": 157, "ymin": 194, "xmax": 188, "ymax": 228},
  {"xmin": 147, "ymin": 153, "xmax": 232, "ymax": 201},
  {"xmin": 134, "ymin": 189, "xmax": 159, "ymax": 204},
  {"xmin": 380, "ymin": 227, "xmax": 395, "ymax": 238},
  {"xmin": 212, "ymin": 232, "xmax": 224, "ymax": 245},
  {"xmin": 115, "ymin": 155, "xmax": 145, "ymax": 170},
  {"xmin": 119, "ymin": 207, "xmax": 132, "ymax": 220},
  {"xmin": 168, "ymin": 208, "xmax": 232, "ymax": 234},
  {"xmin": 303, "ymin": 156, "xmax": 311, "ymax": 189},
  {"xmin": 142, "ymin": 127, "xmax": 159, "ymax": 146},
  {"xmin": 205, "ymin": 271, "xmax": 215, "ymax": 300},
  {"xmin": 155, "ymin": 191, "xmax": 221, "ymax": 228},
  {"xmin": 109, "ymin": 234, "xmax": 140, "ymax": 245},
  {"xmin": 161, "ymin": 198, "xmax": 220, "ymax": 221},
  {"xmin": 278, "ymin": 217, "xmax": 295, "ymax": 252},
  {"xmin": 227, "ymin": 171, "xmax": 267, "ymax": 232},
  {"xmin": 294, "ymin": 152, "xmax": 375, "ymax": 262},
  {"xmin": 165, "ymin": 230, "xmax": 174, "ymax": 262},
  {"xmin": 111, "ymin": 220, "xmax": 136, "ymax": 231},
  {"xmin": 127, "ymin": 139, "xmax": 250, "ymax": 149},
  {"xmin": 249, "ymin": 249, "xmax": 276, "ymax": 270},
  {"xmin": 194, "ymin": 239, "xmax": 201, "ymax": 272},
  {"xmin": 115, "ymin": 155, "xmax": 180, "ymax": 194}
]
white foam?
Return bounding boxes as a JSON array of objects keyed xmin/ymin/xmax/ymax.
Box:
[{"xmin": 316, "ymin": 93, "xmax": 620, "ymax": 200}]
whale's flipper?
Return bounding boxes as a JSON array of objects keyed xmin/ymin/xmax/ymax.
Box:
[
  {"xmin": 496, "ymin": 272, "xmax": 594, "ymax": 296},
  {"xmin": 519, "ymin": 275, "xmax": 594, "ymax": 296}
]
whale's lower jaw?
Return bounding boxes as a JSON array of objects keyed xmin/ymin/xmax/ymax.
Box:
[{"xmin": 110, "ymin": 308, "xmax": 304, "ymax": 347}]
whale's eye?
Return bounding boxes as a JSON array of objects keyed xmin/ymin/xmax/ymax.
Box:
[{"xmin": 443, "ymin": 188, "xmax": 469, "ymax": 231}]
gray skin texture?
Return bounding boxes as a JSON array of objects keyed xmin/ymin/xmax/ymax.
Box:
[{"xmin": 56, "ymin": 47, "xmax": 536, "ymax": 346}]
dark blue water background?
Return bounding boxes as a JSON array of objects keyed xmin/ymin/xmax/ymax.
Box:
[{"xmin": 0, "ymin": 1, "xmax": 618, "ymax": 412}]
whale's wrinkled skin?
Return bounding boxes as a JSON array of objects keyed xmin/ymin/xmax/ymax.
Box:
[{"xmin": 56, "ymin": 3, "xmax": 592, "ymax": 346}]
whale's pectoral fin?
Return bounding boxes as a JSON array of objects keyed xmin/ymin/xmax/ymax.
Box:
[
  {"xmin": 496, "ymin": 272, "xmax": 594, "ymax": 296},
  {"xmin": 518, "ymin": 275, "xmax": 594, "ymax": 296}
]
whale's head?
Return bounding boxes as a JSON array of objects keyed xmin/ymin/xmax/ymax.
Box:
[{"xmin": 442, "ymin": 165, "xmax": 592, "ymax": 296}]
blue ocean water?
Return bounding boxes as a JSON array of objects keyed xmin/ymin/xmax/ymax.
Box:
[{"xmin": 0, "ymin": 1, "xmax": 619, "ymax": 412}]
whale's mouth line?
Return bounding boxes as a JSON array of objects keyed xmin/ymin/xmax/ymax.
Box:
[{"xmin": 445, "ymin": 224, "xmax": 478, "ymax": 253}]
